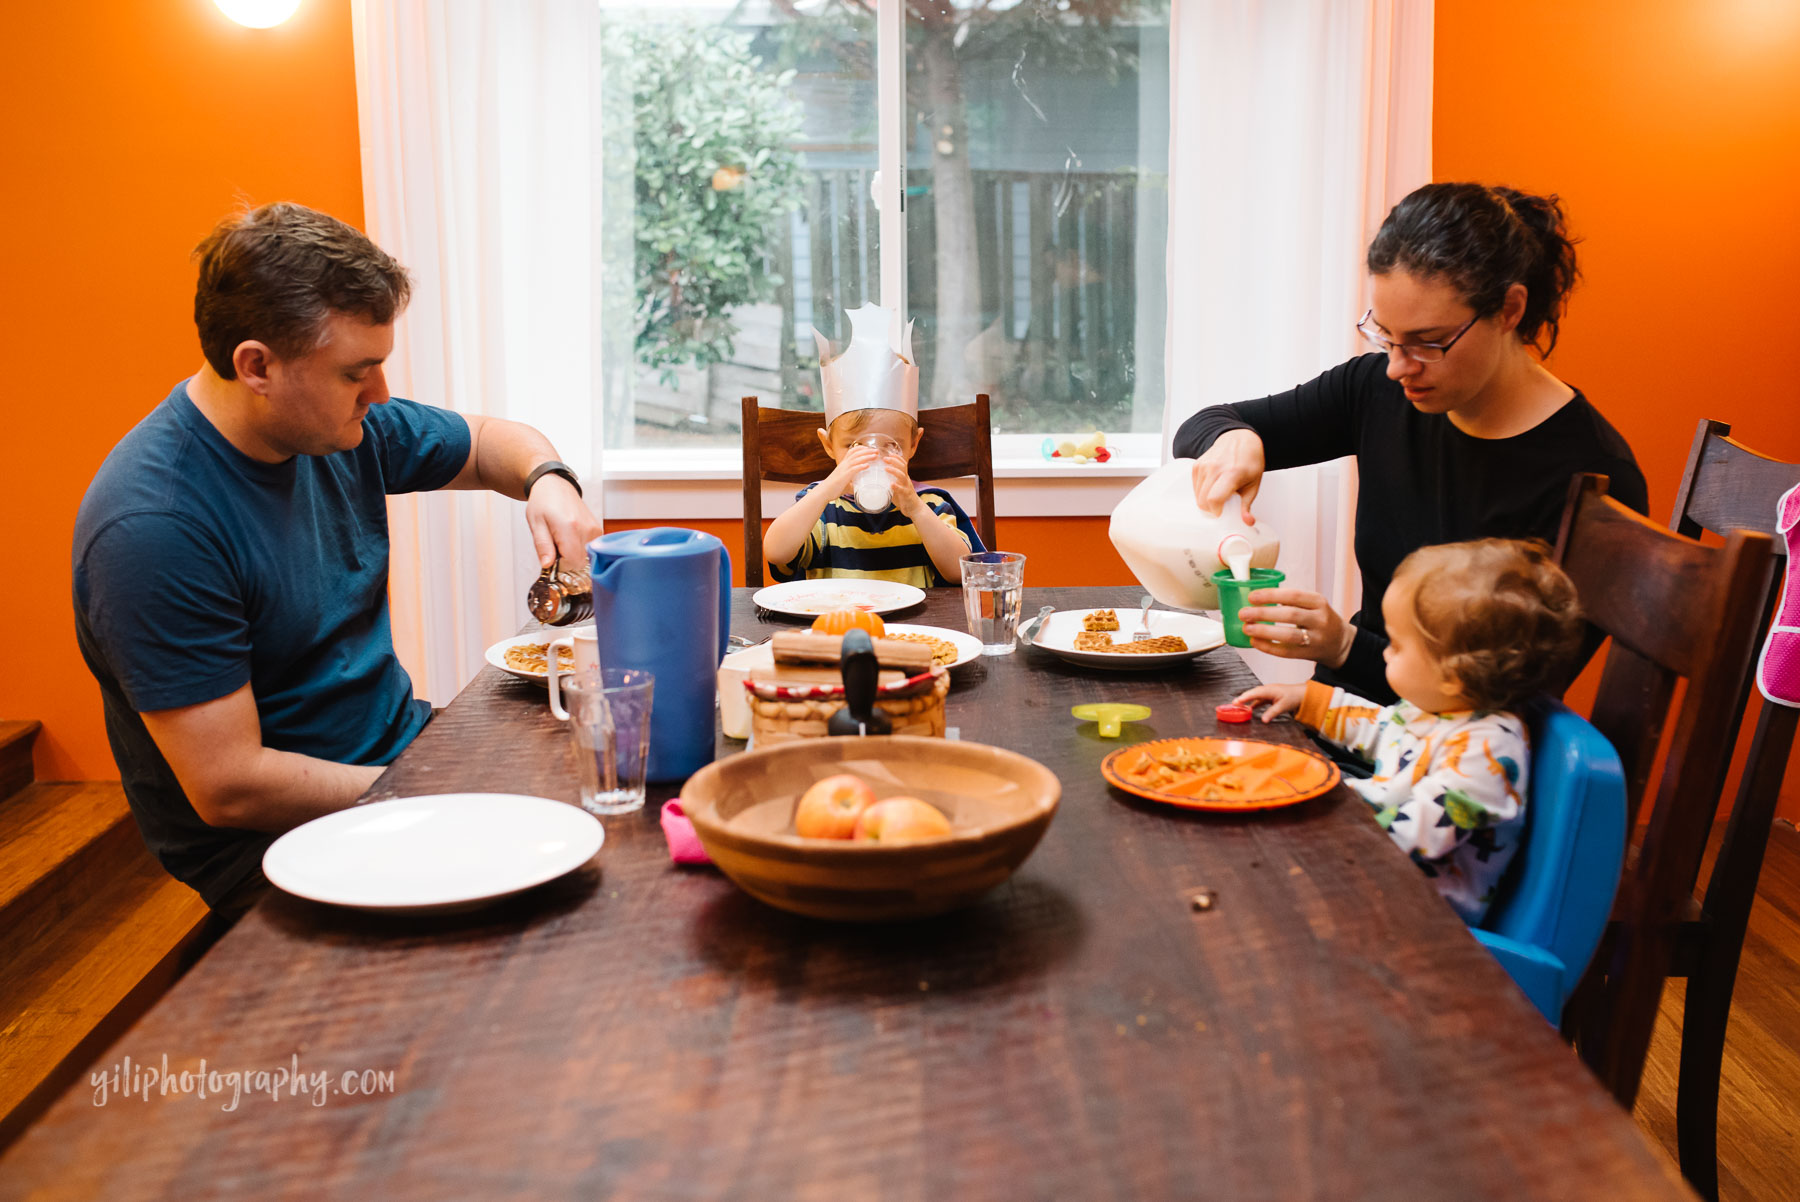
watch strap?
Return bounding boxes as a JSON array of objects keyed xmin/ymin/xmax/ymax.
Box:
[{"xmin": 524, "ymin": 460, "xmax": 582, "ymax": 499}]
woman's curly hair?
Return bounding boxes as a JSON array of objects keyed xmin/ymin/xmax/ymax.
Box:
[{"xmin": 1394, "ymin": 539, "xmax": 1585, "ymax": 711}]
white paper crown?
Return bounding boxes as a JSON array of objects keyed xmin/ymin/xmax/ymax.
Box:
[{"xmin": 814, "ymin": 302, "xmax": 918, "ymax": 427}]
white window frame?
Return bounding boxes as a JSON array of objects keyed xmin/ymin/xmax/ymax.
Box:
[{"xmin": 603, "ymin": 0, "xmax": 1161, "ymax": 516}]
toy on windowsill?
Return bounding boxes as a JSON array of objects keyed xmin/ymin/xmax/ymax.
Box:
[{"xmin": 1039, "ymin": 432, "xmax": 1112, "ymax": 464}]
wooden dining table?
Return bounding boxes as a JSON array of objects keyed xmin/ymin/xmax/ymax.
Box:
[{"xmin": 0, "ymin": 587, "xmax": 1693, "ymax": 1201}]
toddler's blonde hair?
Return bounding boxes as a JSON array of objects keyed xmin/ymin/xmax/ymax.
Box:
[{"xmin": 1394, "ymin": 538, "xmax": 1584, "ymax": 710}]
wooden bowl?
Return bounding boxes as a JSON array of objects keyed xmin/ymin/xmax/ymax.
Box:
[{"xmin": 682, "ymin": 736, "xmax": 1061, "ymax": 921}]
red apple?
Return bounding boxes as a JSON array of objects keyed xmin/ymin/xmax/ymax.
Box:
[
  {"xmin": 794, "ymin": 774, "xmax": 877, "ymax": 839},
  {"xmin": 852, "ymin": 797, "xmax": 953, "ymax": 843}
]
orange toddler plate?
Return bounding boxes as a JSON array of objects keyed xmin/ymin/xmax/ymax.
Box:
[{"xmin": 1101, "ymin": 736, "xmax": 1341, "ymax": 812}]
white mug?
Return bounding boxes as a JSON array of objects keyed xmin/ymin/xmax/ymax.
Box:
[{"xmin": 547, "ymin": 625, "xmax": 601, "ymax": 720}]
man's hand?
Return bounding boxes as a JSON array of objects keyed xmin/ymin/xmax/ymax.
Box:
[{"xmin": 526, "ymin": 475, "xmax": 603, "ymax": 569}]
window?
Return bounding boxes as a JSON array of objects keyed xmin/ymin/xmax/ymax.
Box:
[{"xmin": 597, "ymin": 1, "xmax": 1170, "ymax": 463}]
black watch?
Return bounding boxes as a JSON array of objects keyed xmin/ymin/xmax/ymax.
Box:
[{"xmin": 523, "ymin": 460, "xmax": 583, "ymax": 500}]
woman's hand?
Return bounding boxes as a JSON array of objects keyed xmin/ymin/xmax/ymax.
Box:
[
  {"xmin": 1190, "ymin": 429, "xmax": 1267, "ymax": 521},
  {"xmin": 1233, "ymin": 682, "xmax": 1306, "ymax": 722},
  {"xmin": 1237, "ymin": 587, "xmax": 1355, "ymax": 668}
]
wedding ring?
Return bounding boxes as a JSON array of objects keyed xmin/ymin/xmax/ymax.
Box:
[{"xmin": 1300, "ymin": 628, "xmax": 1312, "ymax": 647}]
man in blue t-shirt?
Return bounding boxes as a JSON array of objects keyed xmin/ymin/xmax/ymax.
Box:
[{"xmin": 72, "ymin": 203, "xmax": 602, "ymax": 914}]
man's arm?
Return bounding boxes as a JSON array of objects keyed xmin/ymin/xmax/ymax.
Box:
[
  {"xmin": 443, "ymin": 413, "xmax": 603, "ymax": 568},
  {"xmin": 140, "ymin": 683, "xmax": 383, "ymax": 832}
]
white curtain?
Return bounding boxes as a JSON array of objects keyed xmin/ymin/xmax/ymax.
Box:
[
  {"xmin": 1163, "ymin": 0, "xmax": 1432, "ymax": 682},
  {"xmin": 352, "ymin": 0, "xmax": 606, "ymax": 704}
]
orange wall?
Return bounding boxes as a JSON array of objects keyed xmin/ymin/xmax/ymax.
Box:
[
  {"xmin": 0, "ymin": 0, "xmax": 366, "ymax": 780},
  {"xmin": 1435, "ymin": 0, "xmax": 1800, "ymax": 821}
]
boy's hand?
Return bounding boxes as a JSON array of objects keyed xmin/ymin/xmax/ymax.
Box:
[
  {"xmin": 823, "ymin": 444, "xmax": 882, "ymax": 498},
  {"xmin": 1233, "ymin": 682, "xmax": 1306, "ymax": 722},
  {"xmin": 885, "ymin": 457, "xmax": 927, "ymax": 519}
]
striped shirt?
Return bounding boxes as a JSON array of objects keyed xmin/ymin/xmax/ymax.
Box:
[{"xmin": 769, "ymin": 483, "xmax": 972, "ymax": 588}]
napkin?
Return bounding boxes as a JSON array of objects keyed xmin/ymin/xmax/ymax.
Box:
[{"xmin": 660, "ymin": 800, "xmax": 713, "ymax": 866}]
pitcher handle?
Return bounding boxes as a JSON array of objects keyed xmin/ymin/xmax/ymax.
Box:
[
  {"xmin": 716, "ymin": 546, "xmax": 733, "ymax": 663},
  {"xmin": 547, "ymin": 636, "xmax": 574, "ymax": 721}
]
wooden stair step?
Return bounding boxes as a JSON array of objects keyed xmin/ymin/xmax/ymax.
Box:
[
  {"xmin": 0, "ymin": 835, "xmax": 214, "ymax": 1148},
  {"xmin": 0, "ymin": 782, "xmax": 138, "ymax": 921},
  {"xmin": 0, "ymin": 720, "xmax": 42, "ymax": 800}
]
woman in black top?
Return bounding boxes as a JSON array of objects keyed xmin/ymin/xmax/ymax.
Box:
[{"xmin": 1173, "ymin": 183, "xmax": 1647, "ymax": 703}]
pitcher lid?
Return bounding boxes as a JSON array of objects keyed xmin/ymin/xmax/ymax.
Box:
[{"xmin": 588, "ymin": 527, "xmax": 724, "ymax": 559}]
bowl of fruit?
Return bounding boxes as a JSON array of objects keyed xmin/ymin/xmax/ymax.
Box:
[{"xmin": 681, "ymin": 736, "xmax": 1061, "ymax": 921}]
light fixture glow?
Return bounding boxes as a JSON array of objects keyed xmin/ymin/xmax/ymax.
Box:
[{"xmin": 214, "ymin": 0, "xmax": 303, "ymax": 29}]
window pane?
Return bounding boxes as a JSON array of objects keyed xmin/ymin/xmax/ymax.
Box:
[
  {"xmin": 904, "ymin": 1, "xmax": 1170, "ymax": 438},
  {"xmin": 598, "ymin": 4, "xmax": 878, "ymax": 451}
]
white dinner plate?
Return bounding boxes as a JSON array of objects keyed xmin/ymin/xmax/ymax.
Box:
[
  {"xmin": 881, "ymin": 623, "xmax": 983, "ymax": 670},
  {"xmin": 263, "ymin": 793, "xmax": 604, "ymax": 913},
  {"xmin": 752, "ymin": 578, "xmax": 927, "ymax": 619},
  {"xmin": 485, "ymin": 632, "xmax": 572, "ymax": 687},
  {"xmin": 1029, "ymin": 607, "xmax": 1226, "ymax": 671}
]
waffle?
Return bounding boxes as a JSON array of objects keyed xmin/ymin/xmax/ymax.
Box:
[
  {"xmin": 1101, "ymin": 635, "xmax": 1188, "ymax": 655},
  {"xmin": 1083, "ymin": 609, "xmax": 1120, "ymax": 632},
  {"xmin": 885, "ymin": 631, "xmax": 960, "ymax": 665},
  {"xmin": 1074, "ymin": 631, "xmax": 1116, "ymax": 651}
]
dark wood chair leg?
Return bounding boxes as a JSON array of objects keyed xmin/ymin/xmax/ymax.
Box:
[{"xmin": 1675, "ymin": 702, "xmax": 1799, "ymax": 1198}]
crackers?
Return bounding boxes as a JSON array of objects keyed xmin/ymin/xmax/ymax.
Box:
[{"xmin": 1083, "ymin": 609, "xmax": 1120, "ymax": 631}]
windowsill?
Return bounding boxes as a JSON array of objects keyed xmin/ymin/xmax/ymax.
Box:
[
  {"xmin": 603, "ymin": 456, "xmax": 1158, "ymax": 481},
  {"xmin": 598, "ymin": 449, "xmax": 1159, "ymax": 519}
]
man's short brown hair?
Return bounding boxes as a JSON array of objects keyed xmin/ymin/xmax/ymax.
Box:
[
  {"xmin": 193, "ymin": 203, "xmax": 411, "ymax": 379},
  {"xmin": 1395, "ymin": 538, "xmax": 1585, "ymax": 711}
]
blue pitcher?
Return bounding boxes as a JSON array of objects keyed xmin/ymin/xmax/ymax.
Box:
[{"xmin": 587, "ymin": 528, "xmax": 731, "ymax": 782}]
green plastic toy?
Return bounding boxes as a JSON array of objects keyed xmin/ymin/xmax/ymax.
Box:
[{"xmin": 1071, "ymin": 703, "xmax": 1152, "ymax": 738}]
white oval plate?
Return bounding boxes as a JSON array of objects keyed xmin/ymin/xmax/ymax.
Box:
[
  {"xmin": 752, "ymin": 578, "xmax": 927, "ymax": 618},
  {"xmin": 485, "ymin": 632, "xmax": 573, "ymax": 687},
  {"xmin": 263, "ymin": 793, "xmax": 604, "ymax": 913},
  {"xmin": 881, "ymin": 623, "xmax": 983, "ymax": 670},
  {"xmin": 1030, "ymin": 608, "xmax": 1227, "ymax": 671}
]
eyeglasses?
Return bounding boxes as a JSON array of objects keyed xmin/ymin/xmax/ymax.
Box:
[{"xmin": 1356, "ymin": 309, "xmax": 1477, "ymax": 363}]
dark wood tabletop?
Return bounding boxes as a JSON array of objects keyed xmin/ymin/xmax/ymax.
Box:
[{"xmin": 0, "ymin": 588, "xmax": 1692, "ymax": 1201}]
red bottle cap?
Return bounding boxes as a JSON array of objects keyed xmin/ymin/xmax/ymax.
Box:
[{"xmin": 1215, "ymin": 703, "xmax": 1253, "ymax": 724}]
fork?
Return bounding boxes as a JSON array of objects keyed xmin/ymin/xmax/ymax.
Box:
[{"xmin": 1132, "ymin": 594, "xmax": 1156, "ymax": 641}]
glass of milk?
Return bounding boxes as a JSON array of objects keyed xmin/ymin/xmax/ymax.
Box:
[{"xmin": 850, "ymin": 432, "xmax": 904, "ymax": 512}]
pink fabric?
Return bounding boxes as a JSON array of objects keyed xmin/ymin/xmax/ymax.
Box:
[
  {"xmin": 1757, "ymin": 482, "xmax": 1800, "ymax": 708},
  {"xmin": 660, "ymin": 800, "xmax": 713, "ymax": 865}
]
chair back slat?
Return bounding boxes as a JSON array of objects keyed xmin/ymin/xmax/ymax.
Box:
[
  {"xmin": 740, "ymin": 394, "xmax": 998, "ymax": 586},
  {"xmin": 1674, "ymin": 418, "xmax": 1800, "ymax": 550}
]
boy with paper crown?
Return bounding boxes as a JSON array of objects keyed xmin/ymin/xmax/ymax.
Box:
[{"xmin": 763, "ymin": 304, "xmax": 984, "ymax": 587}]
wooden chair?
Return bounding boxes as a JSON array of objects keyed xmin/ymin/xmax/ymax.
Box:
[
  {"xmin": 1549, "ymin": 474, "xmax": 1773, "ymax": 1126},
  {"xmin": 1662, "ymin": 419, "xmax": 1800, "ymax": 1199},
  {"xmin": 740, "ymin": 393, "xmax": 997, "ymax": 588}
]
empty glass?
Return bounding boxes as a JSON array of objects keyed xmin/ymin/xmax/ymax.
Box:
[
  {"xmin": 560, "ymin": 668, "xmax": 655, "ymax": 816},
  {"xmin": 961, "ymin": 551, "xmax": 1026, "ymax": 655}
]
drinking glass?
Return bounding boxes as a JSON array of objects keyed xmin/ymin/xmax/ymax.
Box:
[
  {"xmin": 961, "ymin": 551, "xmax": 1026, "ymax": 655},
  {"xmin": 561, "ymin": 668, "xmax": 655, "ymax": 815}
]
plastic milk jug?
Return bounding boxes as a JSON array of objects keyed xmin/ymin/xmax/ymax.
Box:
[{"xmin": 1108, "ymin": 458, "xmax": 1280, "ymax": 610}]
